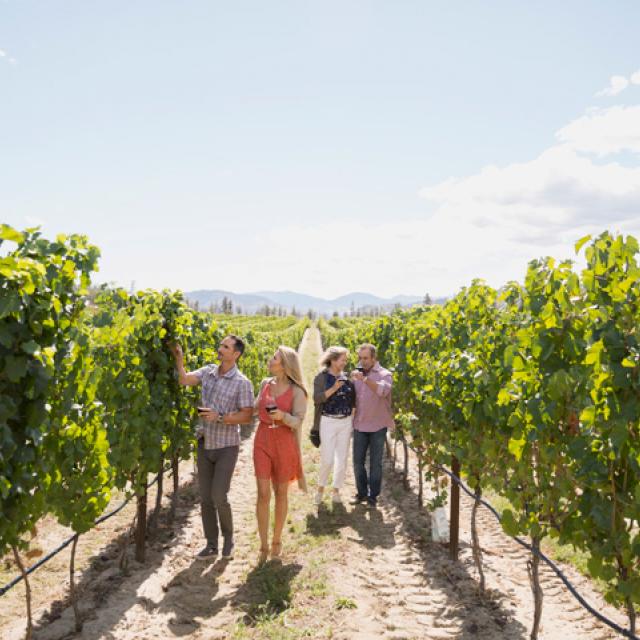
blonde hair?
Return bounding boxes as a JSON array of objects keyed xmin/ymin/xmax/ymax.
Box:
[
  {"xmin": 319, "ymin": 345, "xmax": 349, "ymax": 369},
  {"xmin": 276, "ymin": 345, "xmax": 308, "ymax": 397}
]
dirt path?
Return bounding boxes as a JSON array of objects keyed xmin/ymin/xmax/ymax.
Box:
[
  {"xmin": 1, "ymin": 447, "xmax": 200, "ymax": 639},
  {"xmin": 2, "ymin": 327, "xmax": 630, "ymax": 640},
  {"xmin": 373, "ymin": 444, "xmax": 627, "ymax": 640}
]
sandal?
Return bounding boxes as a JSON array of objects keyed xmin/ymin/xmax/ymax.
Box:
[{"xmin": 270, "ymin": 541, "xmax": 282, "ymax": 559}]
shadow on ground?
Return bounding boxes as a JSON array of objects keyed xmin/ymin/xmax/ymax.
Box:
[
  {"xmin": 380, "ymin": 447, "xmax": 529, "ymax": 640},
  {"xmin": 29, "ymin": 474, "xmax": 199, "ymax": 639}
]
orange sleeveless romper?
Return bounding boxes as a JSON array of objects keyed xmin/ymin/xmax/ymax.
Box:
[{"xmin": 253, "ymin": 383, "xmax": 303, "ymax": 484}]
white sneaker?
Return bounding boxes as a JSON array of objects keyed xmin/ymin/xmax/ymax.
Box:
[
  {"xmin": 331, "ymin": 491, "xmax": 342, "ymax": 504},
  {"xmin": 314, "ymin": 490, "xmax": 323, "ymax": 506}
]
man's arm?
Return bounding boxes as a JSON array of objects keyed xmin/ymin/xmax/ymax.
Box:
[
  {"xmin": 222, "ymin": 407, "xmax": 254, "ymax": 425},
  {"xmin": 364, "ymin": 371, "xmax": 392, "ymax": 398},
  {"xmin": 169, "ymin": 343, "xmax": 201, "ymax": 387},
  {"xmin": 222, "ymin": 379, "xmax": 255, "ymax": 425}
]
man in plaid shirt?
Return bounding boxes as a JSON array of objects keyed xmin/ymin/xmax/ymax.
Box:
[{"xmin": 171, "ymin": 335, "xmax": 254, "ymax": 559}]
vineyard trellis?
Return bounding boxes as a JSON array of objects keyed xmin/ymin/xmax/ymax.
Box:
[
  {"xmin": 0, "ymin": 224, "xmax": 310, "ymax": 638},
  {"xmin": 318, "ymin": 231, "xmax": 640, "ymax": 640},
  {"xmin": 4, "ymin": 224, "xmax": 640, "ymax": 640}
]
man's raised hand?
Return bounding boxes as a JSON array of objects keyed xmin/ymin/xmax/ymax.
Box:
[{"xmin": 169, "ymin": 342, "xmax": 183, "ymax": 360}]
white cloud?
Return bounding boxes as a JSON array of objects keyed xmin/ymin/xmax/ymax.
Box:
[
  {"xmin": 408, "ymin": 102, "xmax": 640, "ymax": 293},
  {"xmin": 556, "ymin": 105, "xmax": 640, "ymax": 155},
  {"xmin": 391, "ymin": 97, "xmax": 640, "ymax": 292},
  {"xmin": 221, "ymin": 150, "xmax": 640, "ymax": 297},
  {"xmin": 421, "ymin": 145, "xmax": 640, "ymax": 236},
  {"xmin": 596, "ymin": 69, "xmax": 640, "ymax": 96},
  {"xmin": 92, "ymin": 82, "xmax": 640, "ymax": 299},
  {"xmin": 596, "ymin": 75, "xmax": 630, "ymax": 97},
  {"xmin": 200, "ymin": 100, "xmax": 640, "ymax": 298}
]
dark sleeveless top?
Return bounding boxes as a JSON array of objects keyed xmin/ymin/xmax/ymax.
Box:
[{"xmin": 322, "ymin": 372, "xmax": 355, "ymax": 417}]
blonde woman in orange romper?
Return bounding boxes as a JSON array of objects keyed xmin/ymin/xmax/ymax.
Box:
[{"xmin": 254, "ymin": 345, "xmax": 308, "ymax": 563}]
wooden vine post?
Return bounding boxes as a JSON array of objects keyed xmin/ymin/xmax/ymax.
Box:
[{"xmin": 449, "ymin": 456, "xmax": 461, "ymax": 561}]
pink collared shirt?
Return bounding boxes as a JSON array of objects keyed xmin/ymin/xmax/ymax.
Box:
[{"xmin": 353, "ymin": 362, "xmax": 394, "ymax": 433}]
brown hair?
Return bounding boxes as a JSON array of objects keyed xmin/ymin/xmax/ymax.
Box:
[
  {"xmin": 358, "ymin": 343, "xmax": 377, "ymax": 359},
  {"xmin": 226, "ymin": 334, "xmax": 245, "ymax": 358}
]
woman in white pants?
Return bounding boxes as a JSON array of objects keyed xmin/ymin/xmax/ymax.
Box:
[{"xmin": 312, "ymin": 346, "xmax": 356, "ymax": 505}]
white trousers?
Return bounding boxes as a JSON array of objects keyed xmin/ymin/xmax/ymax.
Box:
[{"xmin": 318, "ymin": 415, "xmax": 353, "ymax": 489}]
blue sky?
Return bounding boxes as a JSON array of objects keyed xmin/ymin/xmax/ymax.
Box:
[{"xmin": 2, "ymin": 1, "xmax": 640, "ymax": 297}]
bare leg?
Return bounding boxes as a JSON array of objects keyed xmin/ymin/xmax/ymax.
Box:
[
  {"xmin": 271, "ymin": 481, "xmax": 290, "ymax": 556},
  {"xmin": 256, "ymin": 478, "xmax": 271, "ymax": 560}
]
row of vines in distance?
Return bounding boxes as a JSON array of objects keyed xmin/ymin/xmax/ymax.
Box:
[
  {"xmin": 319, "ymin": 231, "xmax": 640, "ymax": 639},
  {"xmin": 0, "ymin": 225, "xmax": 309, "ymax": 637}
]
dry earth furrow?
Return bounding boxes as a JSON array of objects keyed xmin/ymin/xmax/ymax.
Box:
[{"xmin": 387, "ymin": 441, "xmax": 627, "ymax": 639}]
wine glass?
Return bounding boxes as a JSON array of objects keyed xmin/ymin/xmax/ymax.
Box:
[
  {"xmin": 196, "ymin": 405, "xmax": 209, "ymax": 439},
  {"xmin": 265, "ymin": 403, "xmax": 278, "ymax": 428}
]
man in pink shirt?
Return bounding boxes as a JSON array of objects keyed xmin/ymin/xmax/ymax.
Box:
[{"xmin": 350, "ymin": 343, "xmax": 394, "ymax": 507}]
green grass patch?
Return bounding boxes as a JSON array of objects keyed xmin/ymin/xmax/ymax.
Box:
[
  {"xmin": 228, "ymin": 329, "xmax": 338, "ymax": 639},
  {"xmin": 335, "ymin": 596, "xmax": 357, "ymax": 610}
]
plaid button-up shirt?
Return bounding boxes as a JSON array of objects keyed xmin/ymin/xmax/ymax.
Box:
[{"xmin": 194, "ymin": 364, "xmax": 254, "ymax": 450}]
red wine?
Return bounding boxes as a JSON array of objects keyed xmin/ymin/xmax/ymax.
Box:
[{"xmin": 266, "ymin": 403, "xmax": 277, "ymax": 414}]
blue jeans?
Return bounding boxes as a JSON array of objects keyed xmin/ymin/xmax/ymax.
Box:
[{"xmin": 353, "ymin": 428, "xmax": 387, "ymax": 501}]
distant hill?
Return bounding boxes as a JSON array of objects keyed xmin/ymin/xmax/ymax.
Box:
[{"xmin": 184, "ymin": 289, "xmax": 445, "ymax": 315}]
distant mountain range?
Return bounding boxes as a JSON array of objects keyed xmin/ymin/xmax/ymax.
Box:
[{"xmin": 184, "ymin": 290, "xmax": 444, "ymax": 315}]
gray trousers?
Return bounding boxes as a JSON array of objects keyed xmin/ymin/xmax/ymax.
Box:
[{"xmin": 197, "ymin": 441, "xmax": 239, "ymax": 546}]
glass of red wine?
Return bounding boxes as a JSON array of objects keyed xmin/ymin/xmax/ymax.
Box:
[
  {"xmin": 266, "ymin": 402, "xmax": 278, "ymax": 428},
  {"xmin": 351, "ymin": 365, "xmax": 365, "ymax": 380},
  {"xmin": 196, "ymin": 405, "xmax": 209, "ymax": 439}
]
